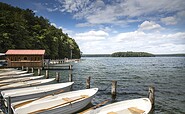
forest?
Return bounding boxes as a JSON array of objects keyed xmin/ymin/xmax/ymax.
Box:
[
  {"xmin": 111, "ymin": 52, "xmax": 155, "ymax": 57},
  {"xmin": 0, "ymin": 2, "xmax": 81, "ymax": 59}
]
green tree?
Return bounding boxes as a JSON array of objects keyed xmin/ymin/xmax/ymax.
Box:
[{"xmin": 0, "ymin": 2, "xmax": 81, "ymax": 59}]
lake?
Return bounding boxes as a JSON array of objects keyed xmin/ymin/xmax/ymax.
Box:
[{"xmin": 47, "ymin": 57, "xmax": 185, "ymax": 114}]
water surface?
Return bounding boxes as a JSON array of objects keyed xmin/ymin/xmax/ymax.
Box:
[{"xmin": 47, "ymin": 57, "xmax": 185, "ymax": 114}]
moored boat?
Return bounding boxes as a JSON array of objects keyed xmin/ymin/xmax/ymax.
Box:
[
  {"xmin": 0, "ymin": 70, "xmax": 27, "ymax": 76},
  {"xmin": 0, "ymin": 78, "xmax": 55, "ymax": 90},
  {"xmin": 0, "ymin": 73, "xmax": 34, "ymax": 80},
  {"xmin": 1, "ymin": 82, "xmax": 74, "ymax": 103},
  {"xmin": 12, "ymin": 88, "xmax": 98, "ymax": 114},
  {"xmin": 79, "ymin": 98, "xmax": 152, "ymax": 114},
  {"xmin": 0, "ymin": 75, "xmax": 44, "ymax": 84}
]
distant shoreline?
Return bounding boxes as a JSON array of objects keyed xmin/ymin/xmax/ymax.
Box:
[{"xmin": 82, "ymin": 54, "xmax": 185, "ymax": 57}]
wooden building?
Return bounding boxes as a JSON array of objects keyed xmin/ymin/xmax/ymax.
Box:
[{"xmin": 5, "ymin": 50, "xmax": 45, "ymax": 68}]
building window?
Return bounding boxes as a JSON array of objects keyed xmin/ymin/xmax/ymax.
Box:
[{"xmin": 24, "ymin": 57, "xmax": 27, "ymax": 60}]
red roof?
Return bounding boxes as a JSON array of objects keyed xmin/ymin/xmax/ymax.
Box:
[{"xmin": 5, "ymin": 50, "xmax": 45, "ymax": 55}]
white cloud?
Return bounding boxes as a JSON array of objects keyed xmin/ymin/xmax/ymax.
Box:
[
  {"xmin": 138, "ymin": 21, "xmax": 164, "ymax": 32},
  {"xmin": 74, "ymin": 30, "xmax": 109, "ymax": 41},
  {"xmin": 33, "ymin": 10, "xmax": 38, "ymax": 13},
  {"xmin": 53, "ymin": 0, "xmax": 185, "ymax": 26},
  {"xmin": 51, "ymin": 23, "xmax": 73, "ymax": 34},
  {"xmin": 161, "ymin": 17, "xmax": 177, "ymax": 25},
  {"xmin": 41, "ymin": 0, "xmax": 185, "ymax": 27},
  {"xmin": 176, "ymin": 10, "xmax": 185, "ymax": 24},
  {"xmin": 47, "ymin": 7, "xmax": 58, "ymax": 12},
  {"xmin": 42, "ymin": 1, "xmax": 185, "ymax": 54},
  {"xmin": 51, "ymin": 23, "xmax": 57, "ymax": 27},
  {"xmin": 73, "ymin": 29, "xmax": 185, "ymax": 54}
]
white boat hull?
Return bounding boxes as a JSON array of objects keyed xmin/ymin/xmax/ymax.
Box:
[
  {"xmin": 81, "ymin": 98, "xmax": 152, "ymax": 114},
  {"xmin": 0, "ymin": 73, "xmax": 34, "ymax": 80},
  {"xmin": 39, "ymin": 96, "xmax": 93, "ymax": 114},
  {"xmin": 1, "ymin": 82, "xmax": 74, "ymax": 103},
  {"xmin": 0, "ymin": 78, "xmax": 55, "ymax": 90},
  {"xmin": 0, "ymin": 75, "xmax": 44, "ymax": 84},
  {"xmin": 0, "ymin": 70, "xmax": 27, "ymax": 76},
  {"xmin": 12, "ymin": 88, "xmax": 98, "ymax": 114}
]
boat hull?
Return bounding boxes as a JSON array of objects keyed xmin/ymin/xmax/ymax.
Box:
[
  {"xmin": 12, "ymin": 88, "xmax": 98, "ymax": 114},
  {"xmin": 0, "ymin": 78, "xmax": 55, "ymax": 91},
  {"xmin": 2, "ymin": 82, "xmax": 74, "ymax": 103},
  {"xmin": 38, "ymin": 95, "xmax": 93, "ymax": 114},
  {"xmin": 0, "ymin": 73, "xmax": 34, "ymax": 80},
  {"xmin": 0, "ymin": 70, "xmax": 27, "ymax": 76},
  {"xmin": 82, "ymin": 98, "xmax": 152, "ymax": 114},
  {"xmin": 0, "ymin": 75, "xmax": 44, "ymax": 84}
]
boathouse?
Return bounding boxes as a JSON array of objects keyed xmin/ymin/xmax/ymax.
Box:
[{"xmin": 5, "ymin": 50, "xmax": 45, "ymax": 68}]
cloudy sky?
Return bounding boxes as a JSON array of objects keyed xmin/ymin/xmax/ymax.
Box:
[{"xmin": 1, "ymin": 0, "xmax": 185, "ymax": 54}]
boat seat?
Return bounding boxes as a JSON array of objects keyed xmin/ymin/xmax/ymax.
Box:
[
  {"xmin": 62, "ymin": 98, "xmax": 72, "ymax": 102},
  {"xmin": 62, "ymin": 95, "xmax": 89, "ymax": 102},
  {"xmin": 128, "ymin": 107, "xmax": 145, "ymax": 114},
  {"xmin": 107, "ymin": 112, "xmax": 117, "ymax": 114}
]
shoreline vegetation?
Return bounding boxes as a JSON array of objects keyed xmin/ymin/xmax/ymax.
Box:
[
  {"xmin": 82, "ymin": 52, "xmax": 185, "ymax": 57},
  {"xmin": 111, "ymin": 52, "xmax": 155, "ymax": 57}
]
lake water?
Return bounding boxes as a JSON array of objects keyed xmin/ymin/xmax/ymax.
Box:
[{"xmin": 47, "ymin": 57, "xmax": 185, "ymax": 114}]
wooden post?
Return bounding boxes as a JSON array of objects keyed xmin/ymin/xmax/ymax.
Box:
[
  {"xmin": 69, "ymin": 73, "xmax": 73, "ymax": 82},
  {"xmin": 86, "ymin": 77, "xmax": 91, "ymax": 89},
  {"xmin": 21, "ymin": 66, "xmax": 24, "ymax": 71},
  {"xmin": 26, "ymin": 67, "xmax": 29, "ymax": 72},
  {"xmin": 7, "ymin": 96, "xmax": 12, "ymax": 114},
  {"xmin": 111, "ymin": 81, "xmax": 117, "ymax": 99},
  {"xmin": 55, "ymin": 72, "xmax": 60, "ymax": 83},
  {"xmin": 45, "ymin": 70, "xmax": 49, "ymax": 79},
  {"xmin": 31, "ymin": 67, "xmax": 34, "ymax": 73},
  {"xmin": 69, "ymin": 65, "xmax": 72, "ymax": 70},
  {"xmin": 148, "ymin": 86, "xmax": 155, "ymax": 109},
  {"xmin": 38, "ymin": 68, "xmax": 41, "ymax": 76}
]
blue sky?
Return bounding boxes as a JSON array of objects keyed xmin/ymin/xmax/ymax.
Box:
[{"xmin": 1, "ymin": 0, "xmax": 185, "ymax": 54}]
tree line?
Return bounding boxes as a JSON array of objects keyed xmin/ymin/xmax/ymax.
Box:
[{"xmin": 0, "ymin": 2, "xmax": 81, "ymax": 59}]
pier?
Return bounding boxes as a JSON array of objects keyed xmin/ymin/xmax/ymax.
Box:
[
  {"xmin": 0, "ymin": 63, "xmax": 155, "ymax": 114},
  {"xmin": 43, "ymin": 64, "xmax": 73, "ymax": 70}
]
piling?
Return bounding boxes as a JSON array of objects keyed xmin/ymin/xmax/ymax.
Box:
[
  {"xmin": 55, "ymin": 72, "xmax": 60, "ymax": 83},
  {"xmin": 86, "ymin": 77, "xmax": 91, "ymax": 89},
  {"xmin": 31, "ymin": 67, "xmax": 34, "ymax": 73},
  {"xmin": 21, "ymin": 66, "xmax": 24, "ymax": 71},
  {"xmin": 38, "ymin": 68, "xmax": 41, "ymax": 76},
  {"xmin": 69, "ymin": 73, "xmax": 73, "ymax": 82},
  {"xmin": 7, "ymin": 96, "xmax": 12, "ymax": 114},
  {"xmin": 148, "ymin": 86, "xmax": 155, "ymax": 110},
  {"xmin": 26, "ymin": 67, "xmax": 29, "ymax": 72},
  {"xmin": 111, "ymin": 80, "xmax": 117, "ymax": 99},
  {"xmin": 45, "ymin": 70, "xmax": 49, "ymax": 79},
  {"xmin": 69, "ymin": 65, "xmax": 72, "ymax": 70}
]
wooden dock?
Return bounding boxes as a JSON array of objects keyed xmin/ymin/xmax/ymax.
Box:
[{"xmin": 43, "ymin": 64, "xmax": 73, "ymax": 70}]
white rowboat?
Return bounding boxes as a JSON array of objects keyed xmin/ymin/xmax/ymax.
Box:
[
  {"xmin": 12, "ymin": 88, "xmax": 98, "ymax": 114},
  {"xmin": 0, "ymin": 70, "xmax": 27, "ymax": 76},
  {"xmin": 1, "ymin": 82, "xmax": 74, "ymax": 103},
  {"xmin": 0, "ymin": 75, "xmax": 44, "ymax": 84},
  {"xmin": 80, "ymin": 98, "xmax": 152, "ymax": 114},
  {"xmin": 0, "ymin": 78, "xmax": 55, "ymax": 90},
  {"xmin": 0, "ymin": 73, "xmax": 34, "ymax": 80}
]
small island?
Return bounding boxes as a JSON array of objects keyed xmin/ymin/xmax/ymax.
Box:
[{"xmin": 111, "ymin": 52, "xmax": 155, "ymax": 57}]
